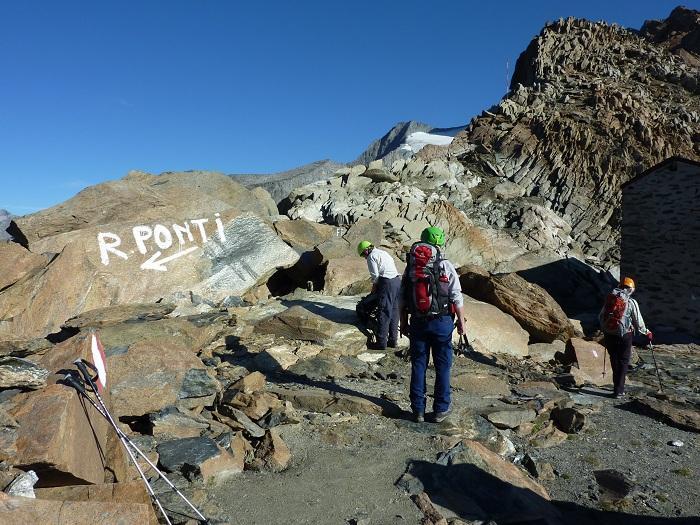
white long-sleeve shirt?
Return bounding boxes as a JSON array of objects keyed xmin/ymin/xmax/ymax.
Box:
[
  {"xmin": 440, "ymin": 259, "xmax": 464, "ymax": 308},
  {"xmin": 627, "ymin": 297, "xmax": 650, "ymax": 335},
  {"xmin": 366, "ymin": 248, "xmax": 399, "ymax": 283}
]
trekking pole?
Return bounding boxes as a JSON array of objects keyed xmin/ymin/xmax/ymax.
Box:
[
  {"xmin": 602, "ymin": 351, "xmax": 607, "ymax": 378},
  {"xmin": 71, "ymin": 359, "xmax": 210, "ymax": 524},
  {"xmin": 647, "ymin": 342, "xmax": 664, "ymax": 392},
  {"xmin": 63, "ymin": 373, "xmax": 173, "ymax": 525}
]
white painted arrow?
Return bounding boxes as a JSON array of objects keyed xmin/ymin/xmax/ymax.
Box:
[{"xmin": 140, "ymin": 246, "xmax": 199, "ymax": 271}]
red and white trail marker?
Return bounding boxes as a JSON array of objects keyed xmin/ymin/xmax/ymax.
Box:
[{"xmin": 90, "ymin": 332, "xmax": 108, "ymax": 394}]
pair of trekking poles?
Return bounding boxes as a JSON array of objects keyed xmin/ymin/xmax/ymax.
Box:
[{"xmin": 63, "ymin": 359, "xmax": 209, "ymax": 525}]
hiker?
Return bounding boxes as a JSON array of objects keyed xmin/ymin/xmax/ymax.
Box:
[
  {"xmin": 399, "ymin": 227, "xmax": 466, "ymax": 423},
  {"xmin": 599, "ymin": 277, "xmax": 653, "ymax": 399},
  {"xmin": 357, "ymin": 240, "xmax": 401, "ymax": 350}
]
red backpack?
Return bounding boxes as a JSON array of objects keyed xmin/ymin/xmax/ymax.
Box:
[
  {"xmin": 404, "ymin": 242, "xmax": 451, "ymax": 316},
  {"xmin": 600, "ymin": 288, "xmax": 632, "ymax": 337}
]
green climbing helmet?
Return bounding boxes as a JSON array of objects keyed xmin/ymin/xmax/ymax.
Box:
[
  {"xmin": 420, "ymin": 226, "xmax": 445, "ymax": 246},
  {"xmin": 357, "ymin": 240, "xmax": 373, "ymax": 257}
]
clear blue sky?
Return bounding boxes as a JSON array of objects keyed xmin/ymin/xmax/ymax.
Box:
[{"xmin": 0, "ymin": 1, "xmax": 693, "ymax": 214}]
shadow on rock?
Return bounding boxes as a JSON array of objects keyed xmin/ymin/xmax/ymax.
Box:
[
  {"xmin": 517, "ymin": 257, "xmax": 615, "ymax": 319},
  {"xmin": 265, "ymin": 368, "xmax": 403, "ymax": 419},
  {"xmin": 279, "ymin": 298, "xmax": 358, "ymax": 327},
  {"xmin": 405, "ymin": 459, "xmax": 698, "ymax": 525}
]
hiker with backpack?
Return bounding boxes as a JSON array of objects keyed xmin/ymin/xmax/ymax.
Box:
[
  {"xmin": 399, "ymin": 226, "xmax": 466, "ymax": 423},
  {"xmin": 599, "ymin": 277, "xmax": 652, "ymax": 399},
  {"xmin": 357, "ymin": 240, "xmax": 402, "ymax": 350}
]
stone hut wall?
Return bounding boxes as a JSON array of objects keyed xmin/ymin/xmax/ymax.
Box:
[{"xmin": 621, "ymin": 160, "xmax": 700, "ymax": 337}]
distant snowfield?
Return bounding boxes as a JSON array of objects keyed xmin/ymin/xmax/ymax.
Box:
[{"xmin": 399, "ymin": 131, "xmax": 454, "ymax": 154}]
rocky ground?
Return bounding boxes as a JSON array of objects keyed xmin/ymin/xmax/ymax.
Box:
[
  {"xmin": 1, "ymin": 6, "xmax": 698, "ymax": 525},
  {"xmin": 3, "ymin": 292, "xmax": 696, "ymax": 524},
  {"xmin": 208, "ymin": 341, "xmax": 700, "ymax": 525}
]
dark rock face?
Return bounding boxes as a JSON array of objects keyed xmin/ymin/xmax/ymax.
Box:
[
  {"xmin": 641, "ymin": 6, "xmax": 700, "ymax": 65},
  {"xmin": 0, "ymin": 357, "xmax": 49, "ymax": 390},
  {"xmin": 421, "ymin": 8, "xmax": 700, "ymax": 267},
  {"xmin": 157, "ymin": 436, "xmax": 220, "ymax": 473}
]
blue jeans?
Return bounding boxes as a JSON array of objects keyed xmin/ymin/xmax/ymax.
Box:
[{"xmin": 409, "ymin": 314, "xmax": 454, "ymax": 414}]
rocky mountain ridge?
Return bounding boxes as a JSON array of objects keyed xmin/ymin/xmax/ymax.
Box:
[
  {"xmin": 230, "ymin": 159, "xmax": 344, "ymax": 203},
  {"xmin": 1, "ymin": 7, "xmax": 699, "ymax": 524},
  {"xmin": 417, "ymin": 8, "xmax": 699, "ymax": 266}
]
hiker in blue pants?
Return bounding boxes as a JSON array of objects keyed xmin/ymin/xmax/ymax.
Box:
[{"xmin": 400, "ymin": 227, "xmax": 466, "ymax": 423}]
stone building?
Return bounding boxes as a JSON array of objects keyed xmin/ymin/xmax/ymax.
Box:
[{"xmin": 621, "ymin": 157, "xmax": 700, "ymax": 338}]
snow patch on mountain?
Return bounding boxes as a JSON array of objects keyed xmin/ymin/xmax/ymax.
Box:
[{"xmin": 400, "ymin": 131, "xmax": 454, "ymax": 154}]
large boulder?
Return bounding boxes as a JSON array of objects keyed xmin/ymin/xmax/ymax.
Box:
[
  {"xmin": 0, "ymin": 495, "xmax": 156, "ymax": 525},
  {"xmin": 156, "ymin": 436, "xmax": 243, "ymax": 482},
  {"xmin": 323, "ymin": 257, "xmax": 372, "ymax": 295},
  {"xmin": 0, "ymin": 333, "xmax": 118, "ymax": 486},
  {"xmin": 0, "ymin": 384, "xmax": 110, "ymax": 486},
  {"xmin": 458, "ymin": 265, "xmax": 576, "ymax": 343},
  {"xmin": 273, "ymin": 219, "xmax": 337, "ymax": 251},
  {"xmin": 15, "ymin": 170, "xmax": 275, "ymax": 246},
  {"xmin": 563, "ymin": 338, "xmax": 612, "ymax": 386},
  {"xmin": 255, "ymin": 293, "xmax": 367, "ymax": 354},
  {"xmin": 107, "ymin": 338, "xmax": 221, "ymax": 419},
  {"xmin": 404, "ymin": 440, "xmax": 559, "ymax": 523},
  {"xmin": 0, "ymin": 242, "xmax": 46, "ymax": 291},
  {"xmin": 0, "ymin": 212, "xmax": 299, "ymax": 340},
  {"xmin": 461, "ymin": 296, "xmax": 529, "ymax": 357}
]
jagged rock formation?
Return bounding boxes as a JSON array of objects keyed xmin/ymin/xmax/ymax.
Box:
[
  {"xmin": 354, "ymin": 121, "xmax": 466, "ymax": 167},
  {"xmin": 641, "ymin": 6, "xmax": 700, "ymax": 67},
  {"xmin": 354, "ymin": 121, "xmax": 433, "ymax": 165},
  {"xmin": 418, "ymin": 9, "xmax": 700, "ymax": 266},
  {"xmin": 230, "ymin": 159, "xmax": 344, "ymax": 204}
]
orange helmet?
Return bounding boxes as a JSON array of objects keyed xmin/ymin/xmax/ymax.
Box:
[{"xmin": 621, "ymin": 277, "xmax": 635, "ymax": 288}]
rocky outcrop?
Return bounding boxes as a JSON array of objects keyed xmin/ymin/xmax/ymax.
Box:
[
  {"xmin": 284, "ymin": 162, "xmax": 526, "ymax": 271},
  {"xmin": 462, "ymin": 296, "xmax": 530, "ymax": 357},
  {"xmin": 419, "ymin": 9, "xmax": 700, "ymax": 267},
  {"xmin": 354, "ymin": 121, "xmax": 433, "ymax": 165},
  {"xmin": 458, "ymin": 265, "xmax": 577, "ymax": 343},
  {"xmin": 641, "ymin": 6, "xmax": 700, "ymax": 67},
  {"xmin": 15, "ymin": 170, "xmax": 277, "ymax": 246},
  {"xmin": 0, "ymin": 212, "xmax": 299, "ymax": 340},
  {"xmin": 563, "ymin": 337, "xmax": 612, "ymax": 386}
]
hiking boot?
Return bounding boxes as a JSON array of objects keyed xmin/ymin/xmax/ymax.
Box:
[
  {"xmin": 387, "ymin": 340, "xmax": 398, "ymax": 349},
  {"xmin": 412, "ymin": 412, "xmax": 424, "ymax": 423},
  {"xmin": 367, "ymin": 342, "xmax": 387, "ymax": 351},
  {"xmin": 613, "ymin": 392, "xmax": 626, "ymax": 399},
  {"xmin": 429, "ymin": 409, "xmax": 452, "ymax": 423}
]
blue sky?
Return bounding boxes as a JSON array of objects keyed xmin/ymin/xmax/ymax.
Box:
[{"xmin": 0, "ymin": 1, "xmax": 693, "ymax": 214}]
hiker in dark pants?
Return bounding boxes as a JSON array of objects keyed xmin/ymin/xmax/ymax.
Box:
[
  {"xmin": 357, "ymin": 240, "xmax": 401, "ymax": 350},
  {"xmin": 599, "ymin": 277, "xmax": 652, "ymax": 399},
  {"xmin": 399, "ymin": 227, "xmax": 466, "ymax": 423}
]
